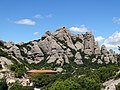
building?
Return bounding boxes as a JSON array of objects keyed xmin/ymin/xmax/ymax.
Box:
[{"xmin": 27, "ymin": 70, "xmax": 57, "ymax": 74}]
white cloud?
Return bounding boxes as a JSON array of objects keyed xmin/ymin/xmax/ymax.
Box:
[
  {"xmin": 69, "ymin": 25, "xmax": 89, "ymax": 33},
  {"xmin": 34, "ymin": 32, "xmax": 39, "ymax": 36},
  {"xmin": 15, "ymin": 19, "xmax": 36, "ymax": 25},
  {"xmin": 103, "ymin": 32, "xmax": 120, "ymax": 49},
  {"xmin": 95, "ymin": 36, "xmax": 105, "ymax": 42},
  {"xmin": 34, "ymin": 14, "xmax": 53, "ymax": 19},
  {"xmin": 34, "ymin": 14, "xmax": 43, "ymax": 19},
  {"xmin": 46, "ymin": 14, "xmax": 52, "ymax": 18},
  {"xmin": 112, "ymin": 17, "xmax": 120, "ymax": 24}
]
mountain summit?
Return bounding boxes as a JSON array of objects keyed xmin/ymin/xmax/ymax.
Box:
[
  {"xmin": 0, "ymin": 26, "xmax": 119, "ymax": 90},
  {"xmin": 0, "ymin": 26, "xmax": 117, "ymax": 69}
]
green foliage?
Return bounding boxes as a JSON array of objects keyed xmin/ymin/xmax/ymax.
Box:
[
  {"xmin": 78, "ymin": 76, "xmax": 101, "ymax": 90},
  {"xmin": 49, "ymin": 78, "xmax": 80, "ymax": 90},
  {"xmin": 0, "ymin": 41, "xmax": 4, "ymax": 47},
  {"xmin": 0, "ymin": 49, "xmax": 18, "ymax": 64},
  {"xmin": 9, "ymin": 81, "xmax": 33, "ymax": 90},
  {"xmin": 0, "ymin": 49, "xmax": 8, "ymax": 57},
  {"xmin": 10, "ymin": 64, "xmax": 26, "ymax": 78},
  {"xmin": 26, "ymin": 64, "xmax": 120, "ymax": 90},
  {"xmin": 0, "ymin": 41, "xmax": 7, "ymax": 49},
  {"xmin": 0, "ymin": 79, "xmax": 8, "ymax": 90},
  {"xmin": 97, "ymin": 65, "xmax": 118, "ymax": 82},
  {"xmin": 30, "ymin": 73, "xmax": 74, "ymax": 89},
  {"xmin": 30, "ymin": 73, "xmax": 57, "ymax": 88}
]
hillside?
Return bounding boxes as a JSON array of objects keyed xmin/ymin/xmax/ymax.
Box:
[{"xmin": 0, "ymin": 26, "xmax": 120, "ymax": 90}]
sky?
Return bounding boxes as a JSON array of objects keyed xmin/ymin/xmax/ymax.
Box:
[{"xmin": 0, "ymin": 0, "xmax": 120, "ymax": 53}]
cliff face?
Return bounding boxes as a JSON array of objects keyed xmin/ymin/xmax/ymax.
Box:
[{"xmin": 0, "ymin": 26, "xmax": 117, "ymax": 68}]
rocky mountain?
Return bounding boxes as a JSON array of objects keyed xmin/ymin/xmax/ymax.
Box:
[
  {"xmin": 0, "ymin": 26, "xmax": 118, "ymax": 74},
  {"xmin": 0, "ymin": 26, "xmax": 120, "ymax": 90}
]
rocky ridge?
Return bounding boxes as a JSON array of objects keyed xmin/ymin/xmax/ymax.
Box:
[{"xmin": 0, "ymin": 26, "xmax": 118, "ymax": 72}]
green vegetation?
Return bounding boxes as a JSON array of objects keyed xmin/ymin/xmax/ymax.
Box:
[
  {"xmin": 0, "ymin": 79, "xmax": 8, "ymax": 90},
  {"xmin": 10, "ymin": 64, "xmax": 26, "ymax": 78},
  {"xmin": 78, "ymin": 76, "xmax": 101, "ymax": 90},
  {"xmin": 0, "ymin": 49, "xmax": 8, "ymax": 57},
  {"xmin": 0, "ymin": 39, "xmax": 120, "ymax": 90},
  {"xmin": 0, "ymin": 41, "xmax": 7, "ymax": 48},
  {"xmin": 26, "ymin": 65, "xmax": 119, "ymax": 90},
  {"xmin": 49, "ymin": 78, "xmax": 80, "ymax": 90},
  {"xmin": 0, "ymin": 49, "xmax": 18, "ymax": 64},
  {"xmin": 9, "ymin": 81, "xmax": 33, "ymax": 90},
  {"xmin": 30, "ymin": 73, "xmax": 57, "ymax": 89}
]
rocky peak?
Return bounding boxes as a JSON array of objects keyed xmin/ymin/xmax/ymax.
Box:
[
  {"xmin": 0, "ymin": 26, "xmax": 118, "ymax": 68},
  {"xmin": 4, "ymin": 41, "xmax": 14, "ymax": 48},
  {"xmin": 101, "ymin": 45, "xmax": 107, "ymax": 55},
  {"xmin": 41, "ymin": 30, "xmax": 52, "ymax": 40},
  {"xmin": 17, "ymin": 42, "xmax": 24, "ymax": 46},
  {"xmin": 53, "ymin": 26, "xmax": 71, "ymax": 37}
]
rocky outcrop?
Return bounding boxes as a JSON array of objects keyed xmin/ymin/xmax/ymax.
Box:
[
  {"xmin": 9, "ymin": 45, "xmax": 22, "ymax": 59},
  {"xmin": 0, "ymin": 57, "xmax": 13, "ymax": 79},
  {"xmin": 0, "ymin": 26, "xmax": 119, "ymax": 90},
  {"xmin": 27, "ymin": 44, "xmax": 44, "ymax": 64},
  {"xmin": 84, "ymin": 32, "xmax": 95, "ymax": 55},
  {"xmin": 0, "ymin": 57, "xmax": 13, "ymax": 67},
  {"xmin": 94, "ymin": 41, "xmax": 101, "ymax": 55},
  {"xmin": 74, "ymin": 52, "xmax": 83, "ymax": 64},
  {"xmin": 102, "ymin": 78, "xmax": 120, "ymax": 90},
  {"xmin": 4, "ymin": 41, "xmax": 14, "ymax": 48},
  {"xmin": 101, "ymin": 45, "xmax": 107, "ymax": 55},
  {"xmin": 75, "ymin": 41, "xmax": 84, "ymax": 51},
  {"xmin": 0, "ymin": 26, "xmax": 118, "ymax": 67}
]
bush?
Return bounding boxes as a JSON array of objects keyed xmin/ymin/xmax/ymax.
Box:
[
  {"xmin": 9, "ymin": 81, "xmax": 33, "ymax": 90},
  {"xmin": 0, "ymin": 79, "xmax": 8, "ymax": 90},
  {"xmin": 10, "ymin": 64, "xmax": 26, "ymax": 78},
  {"xmin": 78, "ymin": 76, "xmax": 101, "ymax": 90},
  {"xmin": 30, "ymin": 73, "xmax": 57, "ymax": 88},
  {"xmin": 48, "ymin": 77, "xmax": 80, "ymax": 90}
]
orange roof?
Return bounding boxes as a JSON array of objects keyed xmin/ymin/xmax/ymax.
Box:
[{"xmin": 27, "ymin": 70, "xmax": 57, "ymax": 73}]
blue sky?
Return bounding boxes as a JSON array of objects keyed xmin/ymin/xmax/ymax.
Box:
[{"xmin": 0, "ymin": 0, "xmax": 120, "ymax": 52}]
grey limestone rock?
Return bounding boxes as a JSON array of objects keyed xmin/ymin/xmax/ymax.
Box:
[
  {"xmin": 97, "ymin": 59, "xmax": 103, "ymax": 64},
  {"xmin": 74, "ymin": 52, "xmax": 83, "ymax": 64},
  {"xmin": 104, "ymin": 57, "xmax": 110, "ymax": 64},
  {"xmin": 56, "ymin": 68, "xmax": 63, "ymax": 72},
  {"xmin": 101, "ymin": 45, "xmax": 107, "ymax": 55},
  {"xmin": 75, "ymin": 41, "xmax": 84, "ymax": 50},
  {"xmin": 94, "ymin": 41, "xmax": 100, "ymax": 54},
  {"xmin": 9, "ymin": 45, "xmax": 22, "ymax": 59},
  {"xmin": 92, "ymin": 58, "xmax": 97, "ymax": 63},
  {"xmin": 1, "ymin": 26, "xmax": 118, "ymax": 66},
  {"xmin": 41, "ymin": 30, "xmax": 52, "ymax": 40},
  {"xmin": 0, "ymin": 57, "xmax": 13, "ymax": 69},
  {"xmin": 17, "ymin": 42, "xmax": 24, "ymax": 46},
  {"xmin": 84, "ymin": 32, "xmax": 94, "ymax": 50},
  {"xmin": 4, "ymin": 41, "xmax": 14, "ymax": 48},
  {"xmin": 84, "ymin": 49, "xmax": 93, "ymax": 55}
]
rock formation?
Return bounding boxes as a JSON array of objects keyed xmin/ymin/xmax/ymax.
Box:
[{"xmin": 0, "ymin": 26, "xmax": 118, "ymax": 67}]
